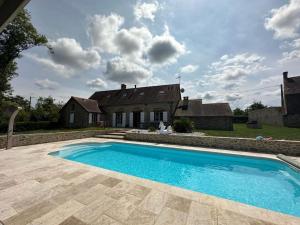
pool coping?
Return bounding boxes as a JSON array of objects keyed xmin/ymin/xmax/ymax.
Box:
[{"xmin": 44, "ymin": 138, "xmax": 300, "ymax": 225}]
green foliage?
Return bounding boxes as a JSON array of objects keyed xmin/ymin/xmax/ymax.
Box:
[
  {"xmin": 0, "ymin": 121, "xmax": 61, "ymax": 133},
  {"xmin": 148, "ymin": 126, "xmax": 156, "ymax": 132},
  {"xmin": 173, "ymin": 118, "xmax": 193, "ymax": 133},
  {"xmin": 0, "ymin": 9, "xmax": 47, "ymax": 97},
  {"xmin": 245, "ymin": 101, "xmax": 267, "ymax": 112},
  {"xmin": 233, "ymin": 108, "xmax": 247, "ymax": 116},
  {"xmin": 31, "ymin": 97, "xmax": 62, "ymax": 122}
]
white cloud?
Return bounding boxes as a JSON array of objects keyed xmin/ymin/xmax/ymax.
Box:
[
  {"xmin": 105, "ymin": 57, "xmax": 152, "ymax": 84},
  {"xmin": 180, "ymin": 64, "xmax": 199, "ymax": 74},
  {"xmin": 225, "ymin": 93, "xmax": 242, "ymax": 102},
  {"xmin": 265, "ymin": 0, "xmax": 300, "ymax": 39},
  {"xmin": 280, "ymin": 49, "xmax": 300, "ymax": 63},
  {"xmin": 134, "ymin": 1, "xmax": 160, "ymax": 21},
  {"xmin": 201, "ymin": 91, "xmax": 217, "ymax": 101},
  {"xmin": 49, "ymin": 38, "xmax": 101, "ymax": 70},
  {"xmin": 147, "ymin": 26, "xmax": 186, "ymax": 65},
  {"xmin": 86, "ymin": 78, "xmax": 107, "ymax": 89},
  {"xmin": 207, "ymin": 53, "xmax": 267, "ymax": 82},
  {"xmin": 88, "ymin": 13, "xmax": 124, "ymax": 53},
  {"xmin": 35, "ymin": 79, "xmax": 59, "ymax": 90},
  {"xmin": 259, "ymin": 76, "xmax": 282, "ymax": 86}
]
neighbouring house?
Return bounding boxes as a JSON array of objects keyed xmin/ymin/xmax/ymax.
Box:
[
  {"xmin": 282, "ymin": 72, "xmax": 300, "ymax": 127},
  {"xmin": 60, "ymin": 97, "xmax": 102, "ymax": 128},
  {"xmin": 174, "ymin": 97, "xmax": 233, "ymax": 130}
]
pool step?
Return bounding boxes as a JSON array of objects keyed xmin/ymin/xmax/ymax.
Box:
[{"xmin": 95, "ymin": 134, "xmax": 125, "ymax": 139}]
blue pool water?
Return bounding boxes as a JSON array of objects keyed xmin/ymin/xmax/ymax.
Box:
[{"xmin": 50, "ymin": 142, "xmax": 300, "ymax": 217}]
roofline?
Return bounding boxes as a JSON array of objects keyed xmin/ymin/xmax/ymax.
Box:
[{"xmin": 60, "ymin": 96, "xmax": 101, "ymax": 113}]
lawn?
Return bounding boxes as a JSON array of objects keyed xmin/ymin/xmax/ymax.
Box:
[{"xmin": 196, "ymin": 124, "xmax": 300, "ymax": 141}]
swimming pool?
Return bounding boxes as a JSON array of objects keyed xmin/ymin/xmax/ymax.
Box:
[{"xmin": 50, "ymin": 142, "xmax": 300, "ymax": 217}]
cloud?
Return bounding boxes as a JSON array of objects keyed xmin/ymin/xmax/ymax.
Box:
[
  {"xmin": 88, "ymin": 13, "xmax": 124, "ymax": 53},
  {"xmin": 134, "ymin": 1, "xmax": 159, "ymax": 21},
  {"xmin": 105, "ymin": 57, "xmax": 152, "ymax": 84},
  {"xmin": 280, "ymin": 49, "xmax": 300, "ymax": 63},
  {"xmin": 147, "ymin": 26, "xmax": 186, "ymax": 64},
  {"xmin": 265, "ymin": 0, "xmax": 300, "ymax": 39},
  {"xmin": 86, "ymin": 78, "xmax": 107, "ymax": 90},
  {"xmin": 207, "ymin": 53, "xmax": 267, "ymax": 82},
  {"xmin": 35, "ymin": 79, "xmax": 59, "ymax": 90},
  {"xmin": 201, "ymin": 91, "xmax": 217, "ymax": 100},
  {"xmin": 225, "ymin": 93, "xmax": 242, "ymax": 102},
  {"xmin": 49, "ymin": 38, "xmax": 101, "ymax": 70},
  {"xmin": 180, "ymin": 64, "xmax": 199, "ymax": 74}
]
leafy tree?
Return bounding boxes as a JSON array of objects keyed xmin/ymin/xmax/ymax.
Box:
[
  {"xmin": 31, "ymin": 97, "xmax": 62, "ymax": 122},
  {"xmin": 233, "ymin": 108, "xmax": 246, "ymax": 116},
  {"xmin": 246, "ymin": 101, "xmax": 267, "ymax": 112},
  {"xmin": 0, "ymin": 9, "xmax": 47, "ymax": 98}
]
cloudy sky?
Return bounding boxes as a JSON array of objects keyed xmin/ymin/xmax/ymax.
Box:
[{"xmin": 12, "ymin": 0, "xmax": 300, "ymax": 108}]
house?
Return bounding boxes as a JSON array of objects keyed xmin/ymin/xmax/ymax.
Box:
[
  {"xmin": 60, "ymin": 97, "xmax": 102, "ymax": 128},
  {"xmin": 174, "ymin": 97, "xmax": 233, "ymax": 130},
  {"xmin": 282, "ymin": 72, "xmax": 300, "ymax": 127},
  {"xmin": 61, "ymin": 84, "xmax": 182, "ymax": 128}
]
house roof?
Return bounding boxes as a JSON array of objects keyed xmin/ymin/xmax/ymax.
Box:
[
  {"xmin": 89, "ymin": 84, "xmax": 181, "ymax": 106},
  {"xmin": 72, "ymin": 96, "xmax": 101, "ymax": 113},
  {"xmin": 175, "ymin": 99, "xmax": 233, "ymax": 117},
  {"xmin": 284, "ymin": 75, "xmax": 300, "ymax": 95}
]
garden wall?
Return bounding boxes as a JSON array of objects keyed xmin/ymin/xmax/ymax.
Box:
[
  {"xmin": 0, "ymin": 129, "xmax": 122, "ymax": 149},
  {"xmin": 125, "ymin": 133, "xmax": 300, "ymax": 156}
]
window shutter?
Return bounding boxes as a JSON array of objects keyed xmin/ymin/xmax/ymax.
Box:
[
  {"xmin": 150, "ymin": 112, "xmax": 154, "ymax": 122},
  {"xmin": 129, "ymin": 112, "xmax": 133, "ymax": 127},
  {"xmin": 163, "ymin": 111, "xmax": 168, "ymax": 122},
  {"xmin": 112, "ymin": 113, "xmax": 116, "ymax": 127},
  {"xmin": 89, "ymin": 113, "xmax": 92, "ymax": 124},
  {"xmin": 122, "ymin": 112, "xmax": 126, "ymax": 127},
  {"xmin": 140, "ymin": 112, "xmax": 144, "ymax": 123}
]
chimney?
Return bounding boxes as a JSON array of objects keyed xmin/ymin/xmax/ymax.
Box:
[
  {"xmin": 134, "ymin": 85, "xmax": 136, "ymax": 88},
  {"xmin": 182, "ymin": 96, "xmax": 189, "ymax": 110},
  {"xmin": 283, "ymin": 71, "xmax": 288, "ymax": 80},
  {"xmin": 121, "ymin": 84, "xmax": 126, "ymax": 90}
]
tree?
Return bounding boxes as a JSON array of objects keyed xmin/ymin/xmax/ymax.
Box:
[
  {"xmin": 233, "ymin": 108, "xmax": 246, "ymax": 116},
  {"xmin": 31, "ymin": 97, "xmax": 62, "ymax": 122},
  {"xmin": 0, "ymin": 9, "xmax": 47, "ymax": 98},
  {"xmin": 246, "ymin": 101, "xmax": 267, "ymax": 112}
]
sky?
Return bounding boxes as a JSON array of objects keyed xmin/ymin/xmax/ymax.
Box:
[{"xmin": 11, "ymin": 0, "xmax": 300, "ymax": 109}]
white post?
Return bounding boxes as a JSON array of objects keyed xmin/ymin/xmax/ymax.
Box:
[
  {"xmin": 129, "ymin": 112, "xmax": 133, "ymax": 127},
  {"xmin": 6, "ymin": 107, "xmax": 22, "ymax": 149},
  {"xmin": 112, "ymin": 113, "xmax": 116, "ymax": 127},
  {"xmin": 122, "ymin": 112, "xmax": 126, "ymax": 127},
  {"xmin": 163, "ymin": 111, "xmax": 168, "ymax": 122},
  {"xmin": 150, "ymin": 112, "xmax": 154, "ymax": 122}
]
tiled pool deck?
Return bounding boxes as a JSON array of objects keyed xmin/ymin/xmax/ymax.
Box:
[{"xmin": 0, "ymin": 138, "xmax": 299, "ymax": 225}]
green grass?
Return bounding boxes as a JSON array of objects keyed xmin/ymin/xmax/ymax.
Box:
[{"xmin": 196, "ymin": 124, "xmax": 300, "ymax": 141}]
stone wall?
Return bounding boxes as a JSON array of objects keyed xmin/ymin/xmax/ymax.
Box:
[
  {"xmin": 184, "ymin": 116, "xmax": 233, "ymax": 131},
  {"xmin": 125, "ymin": 133, "xmax": 300, "ymax": 156},
  {"xmin": 248, "ymin": 107, "xmax": 283, "ymax": 126},
  {"xmin": 283, "ymin": 114, "xmax": 300, "ymax": 128},
  {"xmin": 0, "ymin": 129, "xmax": 122, "ymax": 149}
]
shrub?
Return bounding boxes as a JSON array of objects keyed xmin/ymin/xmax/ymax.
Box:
[
  {"xmin": 0, "ymin": 121, "xmax": 62, "ymax": 133},
  {"xmin": 148, "ymin": 126, "xmax": 156, "ymax": 132},
  {"xmin": 173, "ymin": 118, "xmax": 193, "ymax": 133}
]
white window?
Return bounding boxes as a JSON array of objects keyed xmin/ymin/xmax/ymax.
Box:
[
  {"xmin": 69, "ymin": 112, "xmax": 74, "ymax": 123},
  {"xmin": 163, "ymin": 111, "xmax": 168, "ymax": 122},
  {"xmin": 97, "ymin": 114, "xmax": 100, "ymax": 122},
  {"xmin": 89, "ymin": 113, "xmax": 92, "ymax": 124}
]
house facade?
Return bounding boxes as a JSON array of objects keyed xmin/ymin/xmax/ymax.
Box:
[
  {"xmin": 89, "ymin": 84, "xmax": 181, "ymax": 128},
  {"xmin": 174, "ymin": 97, "xmax": 233, "ymax": 130},
  {"xmin": 60, "ymin": 97, "xmax": 102, "ymax": 128},
  {"xmin": 282, "ymin": 72, "xmax": 300, "ymax": 127}
]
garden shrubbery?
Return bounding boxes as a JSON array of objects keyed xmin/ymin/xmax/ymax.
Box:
[
  {"xmin": 0, "ymin": 121, "xmax": 61, "ymax": 133},
  {"xmin": 173, "ymin": 118, "xmax": 193, "ymax": 133}
]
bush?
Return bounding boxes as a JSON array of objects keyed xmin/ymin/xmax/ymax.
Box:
[
  {"xmin": 173, "ymin": 118, "xmax": 193, "ymax": 133},
  {"xmin": 0, "ymin": 121, "xmax": 62, "ymax": 133},
  {"xmin": 148, "ymin": 126, "xmax": 156, "ymax": 132}
]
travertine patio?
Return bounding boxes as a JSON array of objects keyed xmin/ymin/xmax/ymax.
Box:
[{"xmin": 0, "ymin": 138, "xmax": 299, "ymax": 225}]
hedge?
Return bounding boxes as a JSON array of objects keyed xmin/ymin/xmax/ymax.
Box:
[{"xmin": 0, "ymin": 121, "xmax": 61, "ymax": 133}]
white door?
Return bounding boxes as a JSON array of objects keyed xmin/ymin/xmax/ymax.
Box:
[
  {"xmin": 122, "ymin": 112, "xmax": 126, "ymax": 127},
  {"xmin": 129, "ymin": 112, "xmax": 133, "ymax": 127},
  {"xmin": 163, "ymin": 111, "xmax": 168, "ymax": 122},
  {"xmin": 150, "ymin": 112, "xmax": 154, "ymax": 122},
  {"xmin": 112, "ymin": 113, "xmax": 116, "ymax": 127}
]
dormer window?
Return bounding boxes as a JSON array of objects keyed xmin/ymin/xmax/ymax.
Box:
[
  {"xmin": 107, "ymin": 95, "xmax": 110, "ymax": 98},
  {"xmin": 159, "ymin": 90, "xmax": 165, "ymax": 94},
  {"xmin": 139, "ymin": 92, "xmax": 144, "ymax": 95},
  {"xmin": 122, "ymin": 93, "xmax": 127, "ymax": 97}
]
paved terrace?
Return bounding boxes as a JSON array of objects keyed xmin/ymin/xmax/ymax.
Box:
[{"xmin": 0, "ymin": 138, "xmax": 299, "ymax": 225}]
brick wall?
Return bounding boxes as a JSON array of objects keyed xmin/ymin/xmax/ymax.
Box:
[
  {"xmin": 125, "ymin": 133, "xmax": 300, "ymax": 156},
  {"xmin": 0, "ymin": 129, "xmax": 122, "ymax": 149}
]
